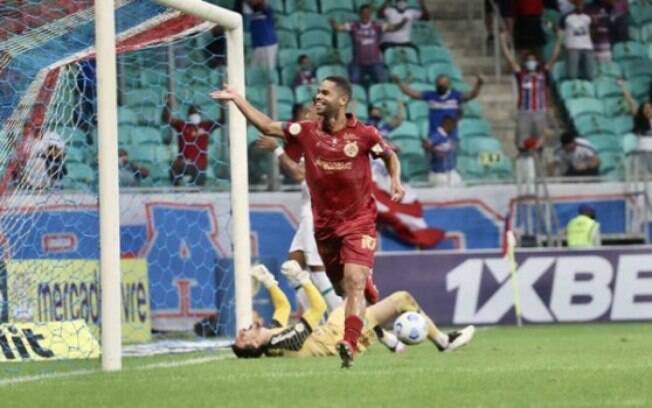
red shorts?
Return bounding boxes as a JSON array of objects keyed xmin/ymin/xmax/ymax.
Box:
[{"xmin": 315, "ymin": 230, "xmax": 377, "ymax": 287}]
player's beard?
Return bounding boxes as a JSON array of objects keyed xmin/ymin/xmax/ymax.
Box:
[{"xmin": 317, "ymin": 102, "xmax": 342, "ymax": 133}]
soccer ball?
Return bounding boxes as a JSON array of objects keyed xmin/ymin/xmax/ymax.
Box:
[{"xmin": 393, "ymin": 312, "xmax": 428, "ymax": 345}]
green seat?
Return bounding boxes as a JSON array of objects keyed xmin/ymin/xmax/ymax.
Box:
[
  {"xmin": 565, "ymin": 97, "xmax": 604, "ymax": 120},
  {"xmin": 623, "ymin": 133, "xmax": 639, "ymax": 155},
  {"xmin": 574, "ymin": 115, "xmax": 615, "ymax": 137},
  {"xmin": 384, "ymin": 47, "xmax": 419, "ymax": 65},
  {"xmin": 408, "ymin": 82, "xmax": 432, "ymax": 95},
  {"xmin": 299, "ymin": 29, "xmax": 333, "ymax": 49},
  {"xmin": 129, "ymin": 144, "xmax": 157, "ymax": 164},
  {"xmin": 140, "ymin": 69, "xmax": 167, "ymax": 88},
  {"xmin": 277, "ymin": 29, "xmax": 298, "ymax": 48},
  {"xmin": 247, "ymin": 86, "xmax": 268, "ymax": 109},
  {"xmin": 613, "ymin": 41, "xmax": 647, "ymax": 62},
  {"xmin": 393, "ymin": 138, "xmax": 424, "ymax": 155},
  {"xmin": 277, "ymin": 85, "xmax": 295, "ymax": 105},
  {"xmin": 246, "ymin": 65, "xmax": 276, "ymax": 86},
  {"xmin": 316, "ymin": 64, "xmax": 348, "ymax": 81},
  {"xmin": 336, "ymin": 32, "xmax": 352, "ymax": 49},
  {"xmin": 118, "ymin": 125, "xmax": 135, "ymax": 145},
  {"xmin": 278, "ymin": 48, "xmax": 302, "ymax": 67},
  {"xmin": 291, "ymin": 12, "xmax": 330, "ymax": 33},
  {"xmin": 630, "ymin": 3, "xmax": 652, "ymax": 27},
  {"xmin": 628, "ymin": 77, "xmax": 652, "ymax": 102},
  {"xmin": 132, "ymin": 126, "xmax": 161, "ymax": 145},
  {"xmin": 118, "ymin": 106, "xmax": 138, "ymax": 125},
  {"xmin": 551, "ymin": 61, "xmax": 567, "ymax": 83},
  {"xmin": 401, "ymin": 153, "xmax": 430, "ymax": 182},
  {"xmin": 124, "ymin": 88, "xmax": 163, "ymax": 106},
  {"xmin": 389, "ymin": 64, "xmax": 427, "ymax": 82},
  {"xmin": 285, "ymin": 0, "xmax": 319, "ymax": 13},
  {"xmin": 418, "ymin": 45, "xmax": 453, "ymax": 65},
  {"xmin": 460, "ymin": 136, "xmax": 501, "ymax": 156},
  {"xmin": 337, "ymin": 47, "xmax": 353, "ymax": 64},
  {"xmin": 295, "ymin": 84, "xmax": 319, "ymax": 104},
  {"xmin": 67, "ymin": 163, "xmax": 95, "ymax": 183},
  {"xmin": 281, "ymin": 66, "xmax": 299, "ymax": 86},
  {"xmin": 426, "ymin": 63, "xmax": 463, "ymax": 82},
  {"xmin": 247, "ymin": 126, "xmax": 261, "ymax": 145},
  {"xmin": 373, "ymin": 100, "xmax": 400, "ymax": 119},
  {"xmin": 350, "ymin": 103, "xmax": 368, "ymax": 121},
  {"xmin": 593, "ymin": 78, "xmax": 622, "ymax": 99},
  {"xmin": 66, "ymin": 146, "xmax": 86, "ymax": 164},
  {"xmin": 559, "ymin": 80, "xmax": 595, "ymax": 99},
  {"xmin": 149, "ymin": 161, "xmax": 172, "ymax": 182},
  {"xmin": 586, "ymin": 135, "xmax": 621, "ymax": 153},
  {"xmin": 369, "ymin": 83, "xmax": 401, "ymax": 104},
  {"xmin": 463, "ymin": 101, "xmax": 483, "ymax": 118},
  {"xmin": 328, "ymin": 10, "xmax": 358, "ymax": 24},
  {"xmin": 352, "ymin": 84, "xmax": 368, "ymax": 105},
  {"xmin": 411, "ymin": 22, "xmax": 442, "ymax": 45},
  {"xmin": 599, "ymin": 152, "xmax": 623, "ymax": 177},
  {"xmin": 459, "ymin": 119, "xmax": 491, "ymax": 139},
  {"xmin": 154, "ymin": 145, "xmax": 174, "ymax": 163},
  {"xmin": 278, "ymin": 102, "xmax": 294, "ymax": 120},
  {"xmin": 408, "ymin": 100, "xmax": 429, "ymax": 122},
  {"xmin": 304, "ymin": 46, "xmax": 334, "ymax": 66},
  {"xmin": 621, "ymin": 60, "xmax": 652, "ymax": 80},
  {"xmin": 602, "ymin": 97, "xmax": 629, "ymax": 117},
  {"xmin": 270, "ymin": 0, "xmax": 284, "ymax": 14},
  {"xmin": 321, "ymin": 0, "xmax": 354, "ymax": 14},
  {"xmin": 612, "ymin": 115, "xmax": 634, "ymax": 135},
  {"xmin": 388, "ymin": 121, "xmax": 420, "ymax": 141},
  {"xmin": 594, "ymin": 61, "xmax": 623, "ymax": 80}
]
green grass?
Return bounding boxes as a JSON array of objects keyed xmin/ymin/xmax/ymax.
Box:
[{"xmin": 2, "ymin": 324, "xmax": 652, "ymax": 407}]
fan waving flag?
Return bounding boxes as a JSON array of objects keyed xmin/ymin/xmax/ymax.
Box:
[{"xmin": 371, "ymin": 160, "xmax": 445, "ymax": 248}]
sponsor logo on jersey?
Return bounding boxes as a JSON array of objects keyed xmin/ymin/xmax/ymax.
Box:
[
  {"xmin": 315, "ymin": 158, "xmax": 353, "ymax": 171},
  {"xmin": 343, "ymin": 141, "xmax": 359, "ymax": 158}
]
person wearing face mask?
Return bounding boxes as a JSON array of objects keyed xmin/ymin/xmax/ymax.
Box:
[
  {"xmin": 377, "ymin": 0, "xmax": 430, "ymax": 52},
  {"xmin": 118, "ymin": 148, "xmax": 150, "ymax": 187},
  {"xmin": 499, "ymin": 31, "xmax": 562, "ymax": 151},
  {"xmin": 292, "ymin": 55, "xmax": 316, "ymax": 87},
  {"xmin": 162, "ymin": 95, "xmax": 224, "ymax": 186},
  {"xmin": 366, "ymin": 99, "xmax": 405, "ymax": 138},
  {"xmin": 393, "ymin": 73, "xmax": 483, "ymax": 150}
]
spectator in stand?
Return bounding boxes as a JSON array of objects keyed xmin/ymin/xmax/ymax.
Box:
[
  {"xmin": 378, "ymin": 0, "xmax": 430, "ymax": 51},
  {"xmin": 394, "ymin": 73, "xmax": 483, "ymax": 143},
  {"xmin": 118, "ymin": 148, "xmax": 150, "ymax": 187},
  {"xmin": 513, "ymin": 0, "xmax": 546, "ymax": 55},
  {"xmin": 586, "ymin": 0, "xmax": 613, "ymax": 62},
  {"xmin": 331, "ymin": 4, "xmax": 408, "ymax": 85},
  {"xmin": 205, "ymin": 25, "xmax": 226, "ymax": 69},
  {"xmin": 293, "ymin": 55, "xmax": 317, "ymax": 87},
  {"xmin": 247, "ymin": 0, "xmax": 278, "ymax": 74},
  {"xmin": 620, "ymin": 80, "xmax": 652, "ymax": 137},
  {"xmin": 162, "ymin": 95, "xmax": 223, "ymax": 186},
  {"xmin": 22, "ymin": 130, "xmax": 67, "ymax": 190},
  {"xmin": 559, "ymin": 0, "xmax": 594, "ymax": 80},
  {"xmin": 366, "ymin": 99, "xmax": 405, "ymax": 138},
  {"xmin": 610, "ymin": 0, "xmax": 629, "ymax": 43},
  {"xmin": 499, "ymin": 31, "xmax": 562, "ymax": 150},
  {"xmin": 485, "ymin": 0, "xmax": 514, "ymax": 43},
  {"xmin": 422, "ymin": 115, "xmax": 462, "ymax": 186},
  {"xmin": 555, "ymin": 131, "xmax": 600, "ymax": 176}
]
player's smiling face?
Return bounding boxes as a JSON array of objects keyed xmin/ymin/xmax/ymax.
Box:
[{"xmin": 314, "ymin": 80, "xmax": 344, "ymax": 117}]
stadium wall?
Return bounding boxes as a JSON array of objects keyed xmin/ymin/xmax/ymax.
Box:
[{"xmin": 0, "ymin": 182, "xmax": 648, "ymax": 331}]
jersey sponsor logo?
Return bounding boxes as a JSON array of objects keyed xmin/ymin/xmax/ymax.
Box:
[
  {"xmin": 289, "ymin": 123, "xmax": 302, "ymax": 136},
  {"xmin": 361, "ymin": 235, "xmax": 377, "ymax": 251},
  {"xmin": 315, "ymin": 158, "xmax": 353, "ymax": 171},
  {"xmin": 343, "ymin": 141, "xmax": 359, "ymax": 158}
]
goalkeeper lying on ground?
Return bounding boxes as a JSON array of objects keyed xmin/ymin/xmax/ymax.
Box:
[{"xmin": 232, "ymin": 264, "xmax": 475, "ymax": 359}]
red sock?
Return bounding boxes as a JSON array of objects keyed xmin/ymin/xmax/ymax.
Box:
[{"xmin": 343, "ymin": 315, "xmax": 364, "ymax": 351}]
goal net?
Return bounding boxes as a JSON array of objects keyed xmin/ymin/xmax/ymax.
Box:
[{"xmin": 0, "ymin": 0, "xmax": 257, "ymax": 370}]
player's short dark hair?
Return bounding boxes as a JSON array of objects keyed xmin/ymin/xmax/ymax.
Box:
[
  {"xmin": 561, "ymin": 131, "xmax": 576, "ymax": 146},
  {"xmin": 231, "ymin": 344, "xmax": 265, "ymax": 359},
  {"xmin": 359, "ymin": 4, "xmax": 371, "ymax": 12},
  {"xmin": 323, "ymin": 76, "xmax": 352, "ymax": 103}
]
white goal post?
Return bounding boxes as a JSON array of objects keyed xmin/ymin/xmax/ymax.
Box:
[{"xmin": 95, "ymin": 0, "xmax": 251, "ymax": 371}]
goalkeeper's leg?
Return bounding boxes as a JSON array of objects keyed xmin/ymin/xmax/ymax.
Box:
[{"xmin": 367, "ymin": 291, "xmax": 475, "ymax": 352}]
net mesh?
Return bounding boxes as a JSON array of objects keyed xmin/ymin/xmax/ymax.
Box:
[{"xmin": 0, "ymin": 0, "xmax": 244, "ymax": 366}]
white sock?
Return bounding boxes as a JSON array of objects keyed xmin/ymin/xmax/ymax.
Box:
[
  {"xmin": 310, "ymin": 271, "xmax": 342, "ymax": 311},
  {"xmin": 377, "ymin": 328, "xmax": 400, "ymax": 350}
]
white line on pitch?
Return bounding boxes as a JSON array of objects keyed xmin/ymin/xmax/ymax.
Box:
[{"xmin": 0, "ymin": 354, "xmax": 231, "ymax": 387}]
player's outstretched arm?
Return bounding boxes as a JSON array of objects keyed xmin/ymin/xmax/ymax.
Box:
[
  {"xmin": 210, "ymin": 85, "xmax": 285, "ymax": 138},
  {"xmin": 383, "ymin": 150, "xmax": 405, "ymax": 202}
]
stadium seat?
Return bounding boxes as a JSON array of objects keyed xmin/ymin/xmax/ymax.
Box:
[
  {"xmin": 291, "ymin": 12, "xmax": 330, "ymax": 33},
  {"xmin": 328, "ymin": 10, "xmax": 358, "ymax": 24},
  {"xmin": 612, "ymin": 115, "xmax": 634, "ymax": 135},
  {"xmin": 316, "ymin": 64, "xmax": 348, "ymax": 81},
  {"xmin": 628, "ymin": 77, "xmax": 652, "ymax": 102},
  {"xmin": 463, "ymin": 101, "xmax": 483, "ymax": 118},
  {"xmin": 321, "ymin": 0, "xmax": 354, "ymax": 14},
  {"xmin": 132, "ymin": 126, "xmax": 161, "ymax": 145},
  {"xmin": 247, "ymin": 87, "xmax": 268, "ymax": 109},
  {"xmin": 621, "ymin": 60, "xmax": 652, "ymax": 80},
  {"xmin": 390, "ymin": 64, "xmax": 427, "ymax": 83},
  {"xmin": 384, "ymin": 47, "xmax": 419, "ymax": 65},
  {"xmin": 304, "ymin": 46, "xmax": 333, "ymax": 66},
  {"xmin": 586, "ymin": 134, "xmax": 621, "ymax": 153},
  {"xmin": 350, "ymin": 102, "xmax": 368, "ymax": 121},
  {"xmin": 118, "ymin": 125, "xmax": 134, "ymax": 145},
  {"xmin": 278, "ymin": 48, "xmax": 302, "ymax": 67},
  {"xmin": 270, "ymin": 0, "xmax": 284, "ymax": 14},
  {"xmin": 622, "ymin": 133, "xmax": 639, "ymax": 155},
  {"xmin": 128, "ymin": 144, "xmax": 157, "ymax": 165},
  {"xmin": 613, "ymin": 41, "xmax": 647, "ymax": 62},
  {"xmin": 337, "ymin": 47, "xmax": 353, "ymax": 64},
  {"xmin": 66, "ymin": 146, "xmax": 86, "ymax": 164},
  {"xmin": 593, "ymin": 61, "xmax": 623, "ymax": 80},
  {"xmin": 277, "ymin": 85, "xmax": 295, "ymax": 105},
  {"xmin": 67, "ymin": 162, "xmax": 95, "ymax": 183},
  {"xmin": 574, "ymin": 115, "xmax": 615, "ymax": 137},
  {"xmin": 124, "ymin": 88, "xmax": 163, "ymax": 106},
  {"xmin": 599, "ymin": 152, "xmax": 623, "ymax": 178},
  {"xmin": 149, "ymin": 161, "xmax": 171, "ymax": 183},
  {"xmin": 278, "ymin": 102, "xmax": 294, "ymax": 120},
  {"xmin": 630, "ymin": 2, "xmax": 652, "ymax": 27},
  {"xmin": 299, "ymin": 29, "xmax": 333, "ymax": 49},
  {"xmin": 460, "ymin": 136, "xmax": 501, "ymax": 156},
  {"xmin": 246, "ymin": 66, "xmax": 276, "ymax": 86},
  {"xmin": 418, "ymin": 45, "xmax": 453, "ymax": 65},
  {"xmin": 565, "ymin": 98, "xmax": 604, "ymax": 120},
  {"xmin": 407, "ymin": 100, "xmax": 429, "ymax": 122},
  {"xmin": 351, "ymin": 84, "xmax": 368, "ymax": 105},
  {"xmin": 593, "ymin": 78, "xmax": 622, "ymax": 99},
  {"xmin": 285, "ymin": 0, "xmax": 320, "ymax": 13},
  {"xmin": 336, "ymin": 32, "xmax": 352, "ymax": 49},
  {"xmin": 426, "ymin": 63, "xmax": 463, "ymax": 82},
  {"xmin": 154, "ymin": 145, "xmax": 173, "ymax": 163},
  {"xmin": 388, "ymin": 121, "xmax": 420, "ymax": 141},
  {"xmin": 603, "ymin": 97, "xmax": 629, "ymax": 117},
  {"xmin": 369, "ymin": 83, "xmax": 402, "ymax": 104},
  {"xmin": 277, "ymin": 29, "xmax": 298, "ymax": 48},
  {"xmin": 401, "ymin": 153, "xmax": 430, "ymax": 182},
  {"xmin": 392, "ymin": 137, "xmax": 424, "ymax": 156},
  {"xmin": 551, "ymin": 61, "xmax": 568, "ymax": 82},
  {"xmin": 281, "ymin": 66, "xmax": 299, "ymax": 86},
  {"xmin": 295, "ymin": 83, "xmax": 319, "ymax": 104},
  {"xmin": 411, "ymin": 21, "xmax": 442, "ymax": 45},
  {"xmin": 459, "ymin": 119, "xmax": 492, "ymax": 139},
  {"xmin": 559, "ymin": 80, "xmax": 595, "ymax": 99},
  {"xmin": 408, "ymin": 82, "xmax": 432, "ymax": 95}
]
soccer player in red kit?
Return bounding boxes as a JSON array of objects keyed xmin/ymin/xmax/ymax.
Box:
[{"xmin": 211, "ymin": 76, "xmax": 404, "ymax": 368}]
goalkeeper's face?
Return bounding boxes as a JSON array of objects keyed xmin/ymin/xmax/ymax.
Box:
[{"xmin": 234, "ymin": 322, "xmax": 269, "ymax": 349}]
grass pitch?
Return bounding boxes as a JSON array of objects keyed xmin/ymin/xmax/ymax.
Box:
[{"xmin": 2, "ymin": 323, "xmax": 651, "ymax": 408}]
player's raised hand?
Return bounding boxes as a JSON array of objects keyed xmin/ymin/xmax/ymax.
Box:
[
  {"xmin": 390, "ymin": 179, "xmax": 405, "ymax": 202},
  {"xmin": 209, "ymin": 84, "xmax": 238, "ymax": 101},
  {"xmin": 255, "ymin": 135, "xmax": 278, "ymax": 152}
]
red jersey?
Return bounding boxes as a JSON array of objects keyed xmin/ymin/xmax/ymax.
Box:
[
  {"xmin": 171, "ymin": 121, "xmax": 216, "ymax": 170},
  {"xmin": 283, "ymin": 114, "xmax": 392, "ymax": 238}
]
